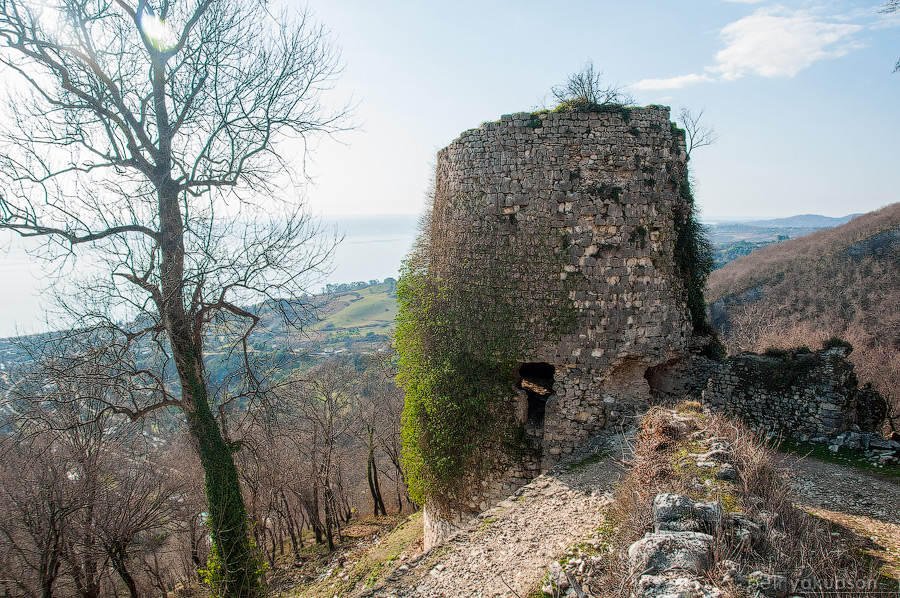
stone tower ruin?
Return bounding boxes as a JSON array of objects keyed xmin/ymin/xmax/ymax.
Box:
[
  {"xmin": 418, "ymin": 105, "xmax": 704, "ymax": 545},
  {"xmin": 406, "ymin": 105, "xmax": 888, "ymax": 548}
]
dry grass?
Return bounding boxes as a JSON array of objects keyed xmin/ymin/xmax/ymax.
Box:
[
  {"xmin": 580, "ymin": 405, "xmax": 891, "ymax": 597},
  {"xmin": 580, "ymin": 407, "xmax": 698, "ymax": 596},
  {"xmin": 705, "ymin": 415, "xmax": 884, "ymax": 594}
]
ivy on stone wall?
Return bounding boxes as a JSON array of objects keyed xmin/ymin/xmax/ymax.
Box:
[
  {"xmin": 395, "ymin": 211, "xmax": 576, "ymax": 506},
  {"xmin": 671, "ymin": 167, "xmax": 715, "ymax": 333},
  {"xmin": 395, "ymin": 224, "xmax": 522, "ymax": 505}
]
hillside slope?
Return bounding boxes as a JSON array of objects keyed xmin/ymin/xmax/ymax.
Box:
[{"xmin": 707, "ymin": 202, "xmax": 900, "ymax": 428}]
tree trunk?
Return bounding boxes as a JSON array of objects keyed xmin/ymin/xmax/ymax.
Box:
[
  {"xmin": 39, "ymin": 501, "xmax": 61, "ymax": 598},
  {"xmin": 190, "ymin": 515, "xmax": 204, "ymax": 580},
  {"xmin": 156, "ymin": 164, "xmax": 260, "ymax": 597},
  {"xmin": 302, "ymin": 488, "xmax": 324, "ymax": 545},
  {"xmin": 322, "ymin": 487, "xmax": 335, "ymax": 552},
  {"xmin": 182, "ymin": 361, "xmax": 258, "ymax": 598},
  {"xmin": 366, "ymin": 444, "xmax": 386, "ymax": 516},
  {"xmin": 280, "ymin": 492, "xmax": 300, "ymax": 555},
  {"xmin": 387, "ymin": 452, "xmax": 408, "ymax": 512},
  {"xmin": 109, "ymin": 545, "xmax": 139, "ymax": 598}
]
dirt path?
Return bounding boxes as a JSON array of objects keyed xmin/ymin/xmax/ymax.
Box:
[
  {"xmin": 780, "ymin": 454, "xmax": 900, "ymax": 579},
  {"xmin": 359, "ymin": 432, "xmax": 629, "ymax": 598},
  {"xmin": 346, "ymin": 433, "xmax": 899, "ymax": 598}
]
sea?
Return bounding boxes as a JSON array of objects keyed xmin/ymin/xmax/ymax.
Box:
[
  {"xmin": 322, "ymin": 215, "xmax": 419, "ymax": 290},
  {"xmin": 0, "ymin": 214, "xmax": 420, "ymax": 339}
]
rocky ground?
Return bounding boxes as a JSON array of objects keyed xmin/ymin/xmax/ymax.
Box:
[
  {"xmin": 357, "ymin": 430, "xmax": 630, "ymax": 598},
  {"xmin": 286, "ymin": 424, "xmax": 900, "ymax": 598},
  {"xmin": 781, "ymin": 453, "xmax": 900, "ymax": 579}
]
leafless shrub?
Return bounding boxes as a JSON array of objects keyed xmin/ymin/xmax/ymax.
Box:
[{"xmin": 551, "ymin": 61, "xmax": 634, "ymax": 109}]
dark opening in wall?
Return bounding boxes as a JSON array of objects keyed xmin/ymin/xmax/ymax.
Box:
[
  {"xmin": 644, "ymin": 363, "xmax": 663, "ymax": 391},
  {"xmin": 504, "ymin": 212, "xmax": 518, "ymax": 233},
  {"xmin": 517, "ymin": 362, "xmax": 555, "ymax": 427}
]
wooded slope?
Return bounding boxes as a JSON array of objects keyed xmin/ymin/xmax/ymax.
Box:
[{"xmin": 707, "ymin": 202, "xmax": 900, "ymax": 430}]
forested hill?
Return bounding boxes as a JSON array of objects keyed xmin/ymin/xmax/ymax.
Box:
[
  {"xmin": 707, "ymin": 202, "xmax": 900, "ymax": 426},
  {"xmin": 707, "ymin": 203, "xmax": 900, "ymax": 303}
]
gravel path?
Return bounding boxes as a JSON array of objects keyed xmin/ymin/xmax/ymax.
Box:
[
  {"xmin": 781, "ymin": 454, "xmax": 900, "ymax": 579},
  {"xmin": 355, "ymin": 433, "xmax": 900, "ymax": 598},
  {"xmin": 360, "ymin": 432, "xmax": 629, "ymax": 598}
]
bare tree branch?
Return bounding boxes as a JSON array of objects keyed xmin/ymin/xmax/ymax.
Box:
[
  {"xmin": 883, "ymin": 0, "xmax": 900, "ymax": 71},
  {"xmin": 678, "ymin": 107, "xmax": 719, "ymax": 158}
]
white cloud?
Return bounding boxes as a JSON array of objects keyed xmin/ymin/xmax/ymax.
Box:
[
  {"xmin": 629, "ymin": 6, "xmax": 863, "ymax": 91},
  {"xmin": 712, "ymin": 7, "xmax": 862, "ymax": 80},
  {"xmin": 631, "ymin": 73, "xmax": 715, "ymax": 91}
]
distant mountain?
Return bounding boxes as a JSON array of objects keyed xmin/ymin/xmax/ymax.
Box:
[
  {"xmin": 707, "ymin": 202, "xmax": 900, "ymax": 427},
  {"xmin": 741, "ymin": 213, "xmax": 862, "ymax": 229},
  {"xmin": 706, "ymin": 212, "xmax": 863, "ymax": 265}
]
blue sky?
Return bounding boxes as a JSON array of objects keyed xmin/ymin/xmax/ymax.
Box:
[
  {"xmin": 1, "ymin": 0, "xmax": 898, "ymax": 336},
  {"xmin": 302, "ymin": 0, "xmax": 899, "ymax": 220}
]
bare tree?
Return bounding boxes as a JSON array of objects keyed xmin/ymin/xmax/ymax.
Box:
[
  {"xmin": 287, "ymin": 358, "xmax": 357, "ymax": 551},
  {"xmin": 551, "ymin": 60, "xmax": 633, "ymax": 109},
  {"xmin": 1, "ymin": 361, "xmax": 187, "ymax": 598},
  {"xmin": 0, "ymin": 437, "xmax": 73, "ymax": 598},
  {"xmin": 0, "ymin": 0, "xmax": 348, "ymax": 595},
  {"xmin": 357, "ymin": 352, "xmax": 408, "ymax": 514},
  {"xmin": 678, "ymin": 107, "xmax": 719, "ymax": 158}
]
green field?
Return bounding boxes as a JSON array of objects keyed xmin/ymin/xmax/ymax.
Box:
[{"xmin": 313, "ymin": 282, "xmax": 399, "ymax": 337}]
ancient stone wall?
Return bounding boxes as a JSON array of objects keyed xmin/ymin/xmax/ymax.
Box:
[
  {"xmin": 700, "ymin": 346, "xmax": 886, "ymax": 440},
  {"xmin": 416, "ymin": 107, "xmax": 893, "ymax": 550},
  {"xmin": 422, "ymin": 106, "xmax": 698, "ymax": 546}
]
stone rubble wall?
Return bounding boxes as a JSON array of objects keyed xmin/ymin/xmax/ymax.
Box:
[
  {"xmin": 643, "ymin": 334, "xmax": 721, "ymax": 403},
  {"xmin": 699, "ymin": 346, "xmax": 884, "ymax": 440}
]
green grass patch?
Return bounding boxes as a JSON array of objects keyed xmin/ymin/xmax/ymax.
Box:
[
  {"xmin": 315, "ymin": 285, "xmax": 398, "ymax": 330},
  {"xmin": 592, "ymin": 517, "xmax": 618, "ymax": 555},
  {"xmin": 774, "ymin": 438, "xmax": 900, "ymax": 480},
  {"xmin": 566, "ymin": 449, "xmax": 612, "ymax": 471},
  {"xmin": 477, "ymin": 516, "xmax": 499, "ymax": 531},
  {"xmin": 350, "ymin": 512, "xmax": 423, "ymax": 588},
  {"xmin": 672, "ymin": 440, "xmax": 744, "ymax": 506},
  {"xmin": 288, "ymin": 512, "xmax": 423, "ymax": 598}
]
